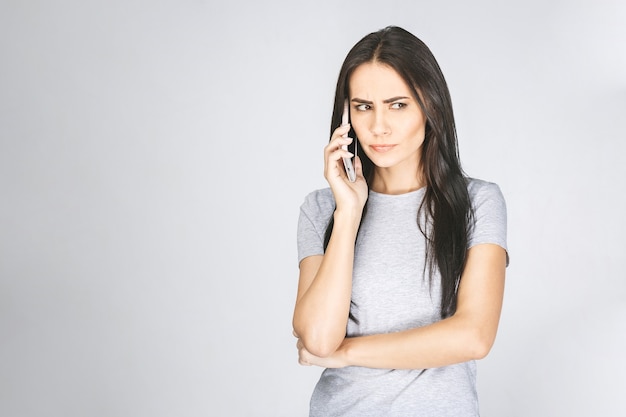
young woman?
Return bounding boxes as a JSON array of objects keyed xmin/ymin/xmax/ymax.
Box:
[{"xmin": 292, "ymin": 26, "xmax": 508, "ymax": 416}]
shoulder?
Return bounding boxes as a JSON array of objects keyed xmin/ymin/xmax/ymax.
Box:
[
  {"xmin": 465, "ymin": 178, "xmax": 508, "ymax": 261},
  {"xmin": 467, "ymin": 178, "xmax": 506, "ymax": 211},
  {"xmin": 298, "ymin": 187, "xmax": 336, "ymax": 235},
  {"xmin": 297, "ymin": 188, "xmax": 335, "ymax": 261},
  {"xmin": 467, "ymin": 178, "xmax": 504, "ymax": 200},
  {"xmin": 300, "ymin": 187, "xmax": 335, "ymax": 217}
]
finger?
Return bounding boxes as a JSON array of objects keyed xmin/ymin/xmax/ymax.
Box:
[
  {"xmin": 332, "ymin": 123, "xmax": 351, "ymax": 140},
  {"xmin": 324, "ymin": 136, "xmax": 353, "ymax": 159},
  {"xmin": 298, "ymin": 349, "xmax": 311, "ymax": 366},
  {"xmin": 297, "ymin": 341, "xmax": 310, "ymax": 366},
  {"xmin": 325, "ymin": 147, "xmax": 354, "ymax": 178}
]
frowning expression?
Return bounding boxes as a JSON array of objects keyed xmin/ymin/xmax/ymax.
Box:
[{"xmin": 349, "ymin": 62, "xmax": 427, "ymax": 171}]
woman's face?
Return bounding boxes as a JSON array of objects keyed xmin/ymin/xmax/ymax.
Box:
[{"xmin": 348, "ymin": 62, "xmax": 427, "ymax": 172}]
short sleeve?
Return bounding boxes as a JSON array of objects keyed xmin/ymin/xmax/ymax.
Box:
[
  {"xmin": 467, "ymin": 180, "xmax": 509, "ymax": 265},
  {"xmin": 297, "ymin": 188, "xmax": 335, "ymax": 264}
]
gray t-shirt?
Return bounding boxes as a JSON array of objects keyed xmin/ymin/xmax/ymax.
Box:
[{"xmin": 297, "ymin": 178, "xmax": 508, "ymax": 417}]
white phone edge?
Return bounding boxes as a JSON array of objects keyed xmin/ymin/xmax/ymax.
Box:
[{"xmin": 341, "ymin": 99, "xmax": 356, "ymax": 182}]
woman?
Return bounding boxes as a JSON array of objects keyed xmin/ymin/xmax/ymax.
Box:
[{"xmin": 293, "ymin": 26, "xmax": 508, "ymax": 416}]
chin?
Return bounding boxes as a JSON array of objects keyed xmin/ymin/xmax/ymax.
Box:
[{"xmin": 368, "ymin": 156, "xmax": 399, "ymax": 169}]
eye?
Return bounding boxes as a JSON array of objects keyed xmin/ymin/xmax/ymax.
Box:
[
  {"xmin": 355, "ymin": 104, "xmax": 370, "ymax": 111},
  {"xmin": 390, "ymin": 102, "xmax": 407, "ymax": 110}
]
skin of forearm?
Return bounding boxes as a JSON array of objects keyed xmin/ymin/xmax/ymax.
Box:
[
  {"xmin": 338, "ymin": 313, "xmax": 498, "ymax": 370},
  {"xmin": 293, "ymin": 211, "xmax": 361, "ymax": 357}
]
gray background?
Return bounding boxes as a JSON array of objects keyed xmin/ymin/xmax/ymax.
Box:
[{"xmin": 1, "ymin": 0, "xmax": 625, "ymax": 416}]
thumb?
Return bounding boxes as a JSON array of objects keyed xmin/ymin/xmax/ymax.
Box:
[{"xmin": 354, "ymin": 155, "xmax": 364, "ymax": 178}]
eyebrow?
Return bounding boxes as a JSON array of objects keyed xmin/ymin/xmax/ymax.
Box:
[{"xmin": 351, "ymin": 96, "xmax": 411, "ymax": 104}]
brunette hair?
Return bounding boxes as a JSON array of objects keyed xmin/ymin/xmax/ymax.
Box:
[{"xmin": 324, "ymin": 26, "xmax": 473, "ymax": 318}]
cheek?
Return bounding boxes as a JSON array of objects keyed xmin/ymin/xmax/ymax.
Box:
[
  {"xmin": 404, "ymin": 118, "xmax": 426, "ymax": 139},
  {"xmin": 351, "ymin": 121, "xmax": 368, "ymax": 140}
]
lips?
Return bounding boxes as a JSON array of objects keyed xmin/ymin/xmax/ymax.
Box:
[{"xmin": 370, "ymin": 144, "xmax": 396, "ymax": 153}]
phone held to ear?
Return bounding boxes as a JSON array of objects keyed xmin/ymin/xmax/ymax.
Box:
[{"xmin": 341, "ymin": 99, "xmax": 356, "ymax": 182}]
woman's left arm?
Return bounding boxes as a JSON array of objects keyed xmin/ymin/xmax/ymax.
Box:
[{"xmin": 296, "ymin": 243, "xmax": 507, "ymax": 369}]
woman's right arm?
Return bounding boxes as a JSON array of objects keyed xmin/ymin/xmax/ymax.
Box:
[
  {"xmin": 292, "ymin": 124, "xmax": 368, "ymax": 358},
  {"xmin": 293, "ymin": 209, "xmax": 361, "ymax": 358}
]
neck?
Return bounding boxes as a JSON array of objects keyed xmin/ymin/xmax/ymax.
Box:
[{"xmin": 370, "ymin": 167, "xmax": 425, "ymax": 195}]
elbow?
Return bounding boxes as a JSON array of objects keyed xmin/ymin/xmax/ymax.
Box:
[
  {"xmin": 452, "ymin": 312, "xmax": 499, "ymax": 360},
  {"xmin": 293, "ymin": 321, "xmax": 341, "ymax": 358},
  {"xmin": 471, "ymin": 339, "xmax": 493, "ymax": 360},
  {"xmin": 300, "ymin": 331, "xmax": 342, "ymax": 358},
  {"xmin": 467, "ymin": 329, "xmax": 496, "ymax": 360},
  {"xmin": 305, "ymin": 339, "xmax": 339, "ymax": 358}
]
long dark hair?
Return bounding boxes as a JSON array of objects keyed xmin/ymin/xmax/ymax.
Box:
[{"xmin": 324, "ymin": 26, "xmax": 473, "ymax": 319}]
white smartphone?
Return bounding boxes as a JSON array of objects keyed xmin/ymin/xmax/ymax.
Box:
[{"xmin": 341, "ymin": 99, "xmax": 356, "ymax": 182}]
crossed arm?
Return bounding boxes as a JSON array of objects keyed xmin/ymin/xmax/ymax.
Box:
[{"xmin": 292, "ymin": 235, "xmax": 507, "ymax": 370}]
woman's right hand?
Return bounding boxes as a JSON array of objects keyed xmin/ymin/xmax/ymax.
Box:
[{"xmin": 324, "ymin": 124, "xmax": 369, "ymax": 214}]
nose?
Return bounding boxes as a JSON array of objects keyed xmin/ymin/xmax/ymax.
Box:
[{"xmin": 370, "ymin": 109, "xmax": 390, "ymax": 136}]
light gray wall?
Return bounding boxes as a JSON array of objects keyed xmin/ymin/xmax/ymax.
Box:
[{"xmin": 1, "ymin": 0, "xmax": 624, "ymax": 416}]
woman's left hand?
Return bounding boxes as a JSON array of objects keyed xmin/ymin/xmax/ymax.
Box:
[{"xmin": 295, "ymin": 334, "xmax": 348, "ymax": 368}]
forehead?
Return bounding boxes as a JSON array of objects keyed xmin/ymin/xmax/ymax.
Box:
[{"xmin": 349, "ymin": 62, "xmax": 412, "ymax": 98}]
